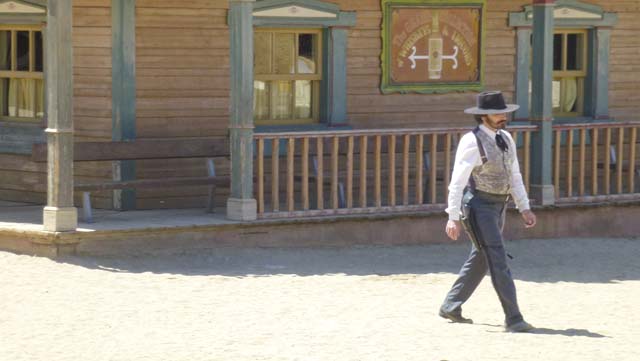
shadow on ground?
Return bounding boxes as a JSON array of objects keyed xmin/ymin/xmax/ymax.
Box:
[{"xmin": 51, "ymin": 238, "xmax": 640, "ymax": 283}]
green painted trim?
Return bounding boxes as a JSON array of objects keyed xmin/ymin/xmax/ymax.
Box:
[
  {"xmin": 594, "ymin": 28, "xmax": 610, "ymax": 119},
  {"xmin": 112, "ymin": 0, "xmax": 136, "ymax": 210},
  {"xmin": 319, "ymin": 27, "xmax": 329, "ymax": 123},
  {"xmin": 253, "ymin": 0, "xmax": 339, "ymax": 13},
  {"xmin": 327, "ymin": 27, "xmax": 348, "ymax": 125},
  {"xmin": 380, "ymin": 0, "xmax": 487, "ymax": 94},
  {"xmin": 0, "ymin": 14, "xmax": 45, "ymax": 24},
  {"xmin": 253, "ymin": 13, "xmax": 356, "ymax": 27},
  {"xmin": 509, "ymin": 0, "xmax": 618, "ymax": 28},
  {"xmin": 583, "ymin": 29, "xmax": 596, "ymax": 118},
  {"xmin": 514, "ymin": 28, "xmax": 531, "ymax": 120},
  {"xmin": 229, "ymin": 0, "xmax": 255, "ymax": 201},
  {"xmin": 529, "ymin": 4, "xmax": 555, "ymax": 203},
  {"xmin": 246, "ymin": 0, "xmax": 356, "ymax": 27}
]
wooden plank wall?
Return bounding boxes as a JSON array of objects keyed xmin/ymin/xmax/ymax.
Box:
[
  {"xmin": 135, "ymin": 0, "xmax": 230, "ymax": 209},
  {"xmin": 602, "ymin": 0, "xmax": 640, "ymax": 121},
  {"xmin": 340, "ymin": 0, "xmax": 521, "ymax": 128},
  {"xmin": 0, "ymin": 0, "xmax": 113, "ymax": 207}
]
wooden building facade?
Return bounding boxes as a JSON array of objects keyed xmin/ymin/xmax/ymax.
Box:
[{"xmin": 0, "ymin": 0, "xmax": 638, "ymax": 231}]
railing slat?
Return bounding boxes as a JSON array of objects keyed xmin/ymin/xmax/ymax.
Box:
[
  {"xmin": 257, "ymin": 138, "xmax": 264, "ymax": 214},
  {"xmin": 388, "ymin": 135, "xmax": 396, "ymax": 206},
  {"xmin": 591, "ymin": 129, "xmax": 598, "ymax": 196},
  {"xmin": 403, "ymin": 134, "xmax": 410, "ymax": 206},
  {"xmin": 579, "ymin": 128, "xmax": 586, "ymax": 196},
  {"xmin": 316, "ymin": 137, "xmax": 324, "ymax": 210},
  {"xmin": 360, "ymin": 136, "xmax": 368, "ymax": 208},
  {"xmin": 567, "ymin": 130, "xmax": 574, "ymax": 197},
  {"xmin": 444, "ymin": 133, "xmax": 452, "ymax": 200},
  {"xmin": 287, "ymin": 138, "xmax": 295, "ymax": 212},
  {"xmin": 416, "ymin": 135, "xmax": 424, "ymax": 204},
  {"xmin": 629, "ymin": 127, "xmax": 637, "ymax": 193},
  {"xmin": 347, "ymin": 136, "xmax": 354, "ymax": 209},
  {"xmin": 554, "ymin": 129, "xmax": 561, "ymax": 197},
  {"xmin": 524, "ymin": 131, "xmax": 531, "ymax": 192},
  {"xmin": 430, "ymin": 134, "xmax": 438, "ymax": 204},
  {"xmin": 375, "ymin": 135, "xmax": 382, "ymax": 208},
  {"xmin": 302, "ymin": 137, "xmax": 309, "ymax": 210},
  {"xmin": 271, "ymin": 138, "xmax": 279, "ymax": 212},
  {"xmin": 605, "ymin": 128, "xmax": 612, "ymax": 195},
  {"xmin": 617, "ymin": 127, "xmax": 624, "ymax": 194},
  {"xmin": 331, "ymin": 136, "xmax": 339, "ymax": 210}
]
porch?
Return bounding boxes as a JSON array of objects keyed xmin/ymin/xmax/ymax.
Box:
[{"xmin": 1, "ymin": 120, "xmax": 639, "ymax": 256}]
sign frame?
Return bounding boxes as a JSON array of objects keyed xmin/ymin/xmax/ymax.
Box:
[{"xmin": 381, "ymin": 0, "xmax": 486, "ymax": 94}]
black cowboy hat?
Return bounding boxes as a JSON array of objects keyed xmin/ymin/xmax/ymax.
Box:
[{"xmin": 464, "ymin": 91, "xmax": 520, "ymax": 115}]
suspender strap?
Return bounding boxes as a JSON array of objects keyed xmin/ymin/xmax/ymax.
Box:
[{"xmin": 472, "ymin": 126, "xmax": 488, "ymax": 164}]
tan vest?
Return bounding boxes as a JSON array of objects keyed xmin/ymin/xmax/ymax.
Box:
[{"xmin": 470, "ymin": 129, "xmax": 515, "ymax": 195}]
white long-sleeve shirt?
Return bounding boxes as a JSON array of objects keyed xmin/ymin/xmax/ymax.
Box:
[{"xmin": 445, "ymin": 124, "xmax": 530, "ymax": 221}]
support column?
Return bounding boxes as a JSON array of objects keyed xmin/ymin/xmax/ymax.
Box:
[
  {"xmin": 227, "ymin": 0, "xmax": 257, "ymax": 221},
  {"xmin": 43, "ymin": 0, "xmax": 78, "ymax": 231},
  {"xmin": 529, "ymin": 0, "xmax": 555, "ymax": 205},
  {"xmin": 327, "ymin": 27, "xmax": 348, "ymax": 126},
  {"xmin": 593, "ymin": 28, "xmax": 611, "ymax": 120},
  {"xmin": 112, "ymin": 0, "xmax": 137, "ymax": 210},
  {"xmin": 514, "ymin": 27, "xmax": 532, "ymax": 122}
]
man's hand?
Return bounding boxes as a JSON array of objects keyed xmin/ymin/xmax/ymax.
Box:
[
  {"xmin": 445, "ymin": 220, "xmax": 462, "ymax": 240},
  {"xmin": 521, "ymin": 209, "xmax": 537, "ymax": 228}
]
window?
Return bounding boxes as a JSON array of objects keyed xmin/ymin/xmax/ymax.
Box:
[
  {"xmin": 552, "ymin": 30, "xmax": 587, "ymax": 116},
  {"xmin": 253, "ymin": 29, "xmax": 322, "ymax": 125},
  {"xmin": 0, "ymin": 25, "xmax": 44, "ymax": 123}
]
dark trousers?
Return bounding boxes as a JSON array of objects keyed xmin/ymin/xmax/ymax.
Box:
[{"xmin": 441, "ymin": 191, "xmax": 524, "ymax": 326}]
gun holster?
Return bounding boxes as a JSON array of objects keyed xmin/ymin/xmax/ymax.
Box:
[{"xmin": 459, "ymin": 190, "xmax": 484, "ymax": 251}]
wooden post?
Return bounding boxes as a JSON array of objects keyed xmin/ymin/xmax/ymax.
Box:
[
  {"xmin": 112, "ymin": 0, "xmax": 137, "ymax": 210},
  {"xmin": 227, "ymin": 0, "xmax": 257, "ymax": 220},
  {"xmin": 43, "ymin": 0, "xmax": 78, "ymax": 231},
  {"xmin": 529, "ymin": 0, "xmax": 556, "ymax": 205}
]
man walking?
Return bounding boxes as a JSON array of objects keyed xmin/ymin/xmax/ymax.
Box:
[{"xmin": 439, "ymin": 91, "xmax": 537, "ymax": 333}]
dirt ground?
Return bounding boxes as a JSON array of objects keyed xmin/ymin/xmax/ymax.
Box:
[{"xmin": 1, "ymin": 237, "xmax": 639, "ymax": 361}]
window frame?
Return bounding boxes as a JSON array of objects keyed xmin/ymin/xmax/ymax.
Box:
[
  {"xmin": 0, "ymin": 23, "xmax": 44, "ymax": 124},
  {"xmin": 551, "ymin": 28, "xmax": 588, "ymax": 117},
  {"xmin": 254, "ymin": 28, "xmax": 323, "ymax": 126},
  {"xmin": 509, "ymin": 1, "xmax": 618, "ymax": 123}
]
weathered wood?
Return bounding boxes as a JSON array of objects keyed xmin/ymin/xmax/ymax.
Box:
[
  {"xmin": 402, "ymin": 134, "xmax": 410, "ymax": 206},
  {"xmin": 287, "ymin": 138, "xmax": 295, "ymax": 212},
  {"xmin": 416, "ymin": 135, "xmax": 424, "ymax": 204},
  {"xmin": 617, "ymin": 128, "xmax": 624, "ymax": 194},
  {"xmin": 316, "ymin": 138, "xmax": 324, "ymax": 210},
  {"xmin": 388, "ymin": 135, "xmax": 396, "ymax": 206},
  {"xmin": 302, "ymin": 137, "xmax": 309, "ymax": 211},
  {"xmin": 444, "ymin": 133, "xmax": 452, "ymax": 199},
  {"xmin": 430, "ymin": 134, "xmax": 438, "ymax": 204},
  {"xmin": 346, "ymin": 136, "xmax": 354, "ymax": 209},
  {"xmin": 271, "ymin": 138, "xmax": 279, "ymax": 212},
  {"xmin": 32, "ymin": 139, "xmax": 229, "ymax": 162},
  {"xmin": 75, "ymin": 176, "xmax": 229, "ymax": 191},
  {"xmin": 524, "ymin": 131, "xmax": 531, "ymax": 192},
  {"xmin": 257, "ymin": 138, "xmax": 264, "ymax": 214},
  {"xmin": 629, "ymin": 127, "xmax": 637, "ymax": 193},
  {"xmin": 579, "ymin": 128, "xmax": 586, "ymax": 196},
  {"xmin": 374, "ymin": 135, "xmax": 382, "ymax": 208},
  {"xmin": 567, "ymin": 130, "xmax": 574, "ymax": 197},
  {"xmin": 331, "ymin": 136, "xmax": 339, "ymax": 210},
  {"xmin": 591, "ymin": 128, "xmax": 599, "ymax": 196},
  {"xmin": 359, "ymin": 136, "xmax": 367, "ymax": 208},
  {"xmin": 605, "ymin": 128, "xmax": 612, "ymax": 195}
]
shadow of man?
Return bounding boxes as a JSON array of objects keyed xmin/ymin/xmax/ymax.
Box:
[{"xmin": 530, "ymin": 328, "xmax": 608, "ymax": 338}]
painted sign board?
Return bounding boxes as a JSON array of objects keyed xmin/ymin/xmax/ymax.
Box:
[{"xmin": 381, "ymin": 0, "xmax": 486, "ymax": 94}]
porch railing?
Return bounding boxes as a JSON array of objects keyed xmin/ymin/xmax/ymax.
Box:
[
  {"xmin": 254, "ymin": 125, "xmax": 536, "ymax": 219},
  {"xmin": 552, "ymin": 121, "xmax": 640, "ymax": 203}
]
